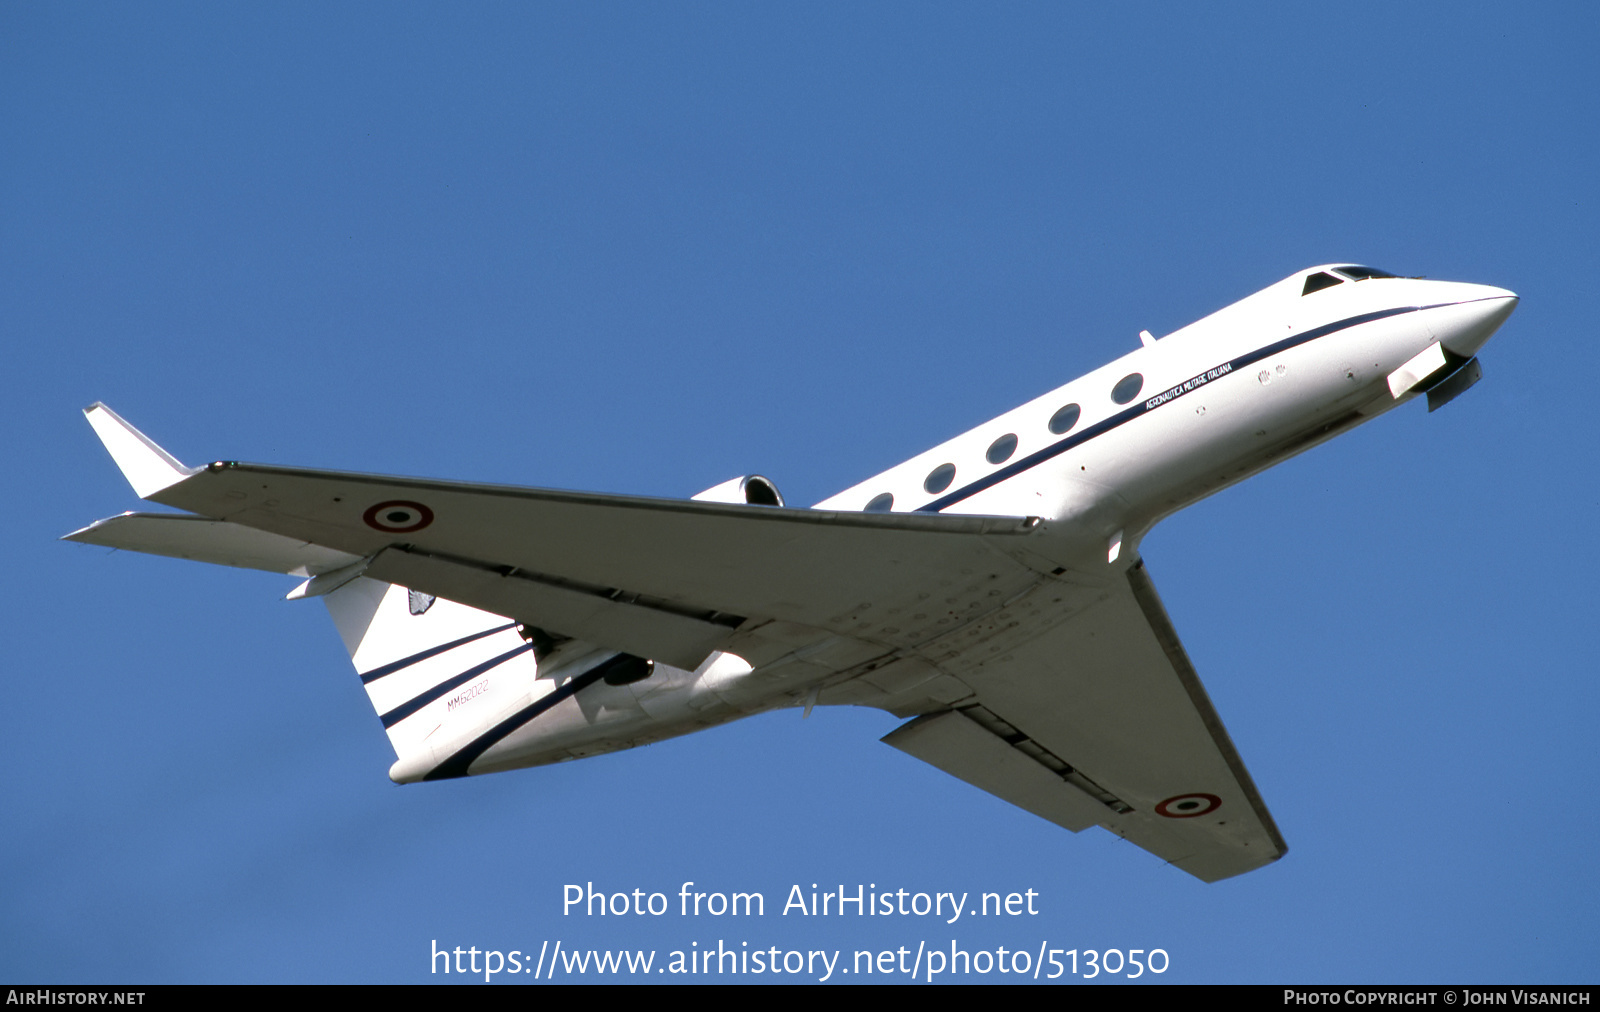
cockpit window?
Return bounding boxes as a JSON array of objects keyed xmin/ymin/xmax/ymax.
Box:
[
  {"xmin": 1333, "ymin": 265, "xmax": 1400, "ymax": 281},
  {"xmin": 1302, "ymin": 272, "xmax": 1344, "ymax": 296}
]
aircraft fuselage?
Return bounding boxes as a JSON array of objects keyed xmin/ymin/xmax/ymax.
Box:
[{"xmin": 458, "ymin": 266, "xmax": 1516, "ymax": 777}]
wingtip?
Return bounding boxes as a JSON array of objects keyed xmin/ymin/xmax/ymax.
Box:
[
  {"xmin": 60, "ymin": 511, "xmax": 137, "ymax": 543},
  {"xmin": 82, "ymin": 403, "xmax": 199, "ymax": 499}
]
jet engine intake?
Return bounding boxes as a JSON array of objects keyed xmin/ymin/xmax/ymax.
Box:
[{"xmin": 691, "ymin": 474, "xmax": 785, "ymax": 507}]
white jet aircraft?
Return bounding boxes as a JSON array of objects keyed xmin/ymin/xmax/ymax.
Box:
[{"xmin": 67, "ymin": 265, "xmax": 1516, "ymax": 882}]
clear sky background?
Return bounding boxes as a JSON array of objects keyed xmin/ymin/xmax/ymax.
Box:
[{"xmin": 5, "ymin": 2, "xmax": 1596, "ymax": 984}]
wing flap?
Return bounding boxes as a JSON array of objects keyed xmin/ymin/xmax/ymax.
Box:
[
  {"xmin": 360, "ymin": 545, "xmax": 742, "ymax": 672},
  {"xmin": 882, "ymin": 709, "xmax": 1110, "ymax": 832}
]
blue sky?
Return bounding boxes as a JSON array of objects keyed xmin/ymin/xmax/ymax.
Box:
[{"xmin": 5, "ymin": 2, "xmax": 1597, "ymax": 983}]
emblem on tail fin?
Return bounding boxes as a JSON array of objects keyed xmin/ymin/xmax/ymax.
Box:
[{"xmin": 407, "ymin": 589, "xmax": 436, "ymax": 615}]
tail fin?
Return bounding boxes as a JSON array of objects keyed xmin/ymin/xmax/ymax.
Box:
[{"xmin": 322, "ymin": 578, "xmax": 546, "ymax": 783}]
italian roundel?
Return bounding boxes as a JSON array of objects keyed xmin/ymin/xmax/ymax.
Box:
[{"xmin": 363, "ymin": 500, "xmax": 434, "ymax": 533}]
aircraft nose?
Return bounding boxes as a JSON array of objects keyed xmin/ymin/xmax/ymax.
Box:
[{"xmin": 1425, "ymin": 285, "xmax": 1519, "ymax": 358}]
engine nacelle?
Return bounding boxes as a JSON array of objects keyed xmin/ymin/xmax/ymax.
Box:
[{"xmin": 690, "ymin": 474, "xmax": 784, "ymax": 507}]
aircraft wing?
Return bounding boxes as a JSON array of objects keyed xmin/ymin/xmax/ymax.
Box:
[
  {"xmin": 77, "ymin": 404, "xmax": 1285, "ymax": 880},
  {"xmin": 140, "ymin": 465, "xmax": 1281, "ymax": 880},
  {"xmin": 131, "ymin": 460, "xmax": 1042, "ymax": 671},
  {"xmin": 884, "ymin": 560, "xmax": 1286, "ymax": 882}
]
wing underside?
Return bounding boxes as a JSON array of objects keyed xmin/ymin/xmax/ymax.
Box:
[{"xmin": 885, "ymin": 560, "xmax": 1286, "ymax": 882}]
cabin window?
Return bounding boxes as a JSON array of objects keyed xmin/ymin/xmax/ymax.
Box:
[
  {"xmin": 1334, "ymin": 265, "xmax": 1401, "ymax": 281},
  {"xmin": 1047, "ymin": 403, "xmax": 1081, "ymax": 435},
  {"xmin": 1302, "ymin": 272, "xmax": 1344, "ymax": 295},
  {"xmin": 1111, "ymin": 373, "xmax": 1144, "ymax": 405},
  {"xmin": 865, "ymin": 492, "xmax": 894, "ymax": 512},
  {"xmin": 986, "ymin": 433, "xmax": 1018, "ymax": 464},
  {"xmin": 924, "ymin": 463, "xmax": 957, "ymax": 495}
]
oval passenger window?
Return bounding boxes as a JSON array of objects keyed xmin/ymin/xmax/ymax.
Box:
[
  {"xmin": 1111, "ymin": 373, "xmax": 1143, "ymax": 405},
  {"xmin": 986, "ymin": 433, "xmax": 1018, "ymax": 464},
  {"xmin": 923, "ymin": 464, "xmax": 956, "ymax": 494},
  {"xmin": 864, "ymin": 493, "xmax": 894, "ymax": 512},
  {"xmin": 1048, "ymin": 403, "xmax": 1081, "ymax": 435}
]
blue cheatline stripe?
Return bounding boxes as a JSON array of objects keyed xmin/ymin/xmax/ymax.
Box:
[
  {"xmin": 378, "ymin": 641, "xmax": 535, "ymax": 729},
  {"xmin": 359, "ymin": 622, "xmax": 518, "ymax": 684},
  {"xmin": 423, "ymin": 653, "xmax": 640, "ymax": 781},
  {"xmin": 915, "ymin": 306, "xmax": 1420, "ymax": 513}
]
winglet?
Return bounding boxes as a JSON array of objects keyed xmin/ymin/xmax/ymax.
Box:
[{"xmin": 83, "ymin": 402, "xmax": 200, "ymax": 499}]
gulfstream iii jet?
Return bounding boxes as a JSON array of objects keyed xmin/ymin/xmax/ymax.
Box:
[{"xmin": 67, "ymin": 265, "xmax": 1516, "ymax": 882}]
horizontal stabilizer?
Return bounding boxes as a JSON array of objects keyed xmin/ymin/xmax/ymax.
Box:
[
  {"xmin": 83, "ymin": 403, "xmax": 199, "ymax": 499},
  {"xmin": 63, "ymin": 512, "xmax": 362, "ymax": 576}
]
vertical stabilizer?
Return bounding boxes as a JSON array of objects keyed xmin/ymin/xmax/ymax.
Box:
[{"xmin": 323, "ymin": 578, "xmax": 542, "ymax": 782}]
